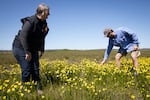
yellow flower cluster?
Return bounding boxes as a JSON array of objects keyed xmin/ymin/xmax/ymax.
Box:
[
  {"xmin": 0, "ymin": 57, "xmax": 149, "ymax": 99},
  {"xmin": 39, "ymin": 58, "xmax": 150, "ymax": 99}
]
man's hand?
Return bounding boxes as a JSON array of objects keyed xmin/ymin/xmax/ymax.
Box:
[
  {"xmin": 25, "ymin": 52, "xmax": 32, "ymax": 61},
  {"xmin": 133, "ymin": 45, "xmax": 139, "ymax": 51},
  {"xmin": 42, "ymin": 26, "xmax": 49, "ymax": 33},
  {"xmin": 100, "ymin": 60, "xmax": 106, "ymax": 65},
  {"xmin": 39, "ymin": 51, "xmax": 44, "ymax": 58}
]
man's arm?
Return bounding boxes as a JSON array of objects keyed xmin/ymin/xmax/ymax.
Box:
[
  {"xmin": 39, "ymin": 24, "xmax": 49, "ymax": 57},
  {"xmin": 19, "ymin": 21, "xmax": 32, "ymax": 61},
  {"xmin": 19, "ymin": 21, "xmax": 32, "ymax": 53},
  {"xmin": 101, "ymin": 39, "xmax": 113, "ymax": 64}
]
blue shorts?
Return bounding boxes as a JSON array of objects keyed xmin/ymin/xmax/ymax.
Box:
[
  {"xmin": 118, "ymin": 43, "xmax": 138, "ymax": 56},
  {"xmin": 118, "ymin": 48, "xmax": 127, "ymax": 56}
]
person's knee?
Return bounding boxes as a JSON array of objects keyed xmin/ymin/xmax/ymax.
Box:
[
  {"xmin": 115, "ymin": 55, "xmax": 119, "ymax": 60},
  {"xmin": 131, "ymin": 56, "xmax": 137, "ymax": 61},
  {"xmin": 131, "ymin": 52, "xmax": 137, "ymax": 60},
  {"xmin": 115, "ymin": 54, "xmax": 121, "ymax": 61}
]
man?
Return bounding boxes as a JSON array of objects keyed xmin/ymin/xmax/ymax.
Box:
[
  {"xmin": 12, "ymin": 4, "xmax": 50, "ymax": 94},
  {"xmin": 100, "ymin": 27, "xmax": 140, "ymax": 68}
]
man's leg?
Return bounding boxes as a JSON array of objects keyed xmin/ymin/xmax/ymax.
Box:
[
  {"xmin": 12, "ymin": 47, "xmax": 30, "ymax": 82},
  {"xmin": 31, "ymin": 52, "xmax": 40, "ymax": 83},
  {"xmin": 131, "ymin": 51, "xmax": 138, "ymax": 68},
  {"xmin": 31, "ymin": 52, "xmax": 43, "ymax": 95},
  {"xmin": 29, "ymin": 52, "xmax": 43, "ymax": 95},
  {"xmin": 115, "ymin": 53, "xmax": 123, "ymax": 67}
]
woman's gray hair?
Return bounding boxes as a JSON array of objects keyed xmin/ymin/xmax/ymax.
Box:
[{"xmin": 36, "ymin": 4, "xmax": 49, "ymax": 15}]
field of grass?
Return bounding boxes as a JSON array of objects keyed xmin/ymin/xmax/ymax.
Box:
[
  {"xmin": 1, "ymin": 49, "xmax": 150, "ymax": 65},
  {"xmin": 0, "ymin": 49, "xmax": 150, "ymax": 100}
]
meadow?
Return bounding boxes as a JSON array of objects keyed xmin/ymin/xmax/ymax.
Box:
[{"xmin": 0, "ymin": 49, "xmax": 150, "ymax": 100}]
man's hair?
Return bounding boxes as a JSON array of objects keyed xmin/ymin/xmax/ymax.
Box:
[{"xmin": 36, "ymin": 4, "xmax": 49, "ymax": 15}]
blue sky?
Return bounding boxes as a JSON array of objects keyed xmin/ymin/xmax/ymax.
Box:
[{"xmin": 0, "ymin": 0, "xmax": 150, "ymax": 50}]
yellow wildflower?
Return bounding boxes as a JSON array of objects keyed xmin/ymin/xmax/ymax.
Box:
[
  {"xmin": 20, "ymin": 93, "xmax": 24, "ymax": 97},
  {"xmin": 7, "ymin": 89, "xmax": 11, "ymax": 93},
  {"xmin": 131, "ymin": 95, "xmax": 136, "ymax": 99},
  {"xmin": 3, "ymin": 96, "xmax": 6, "ymax": 100}
]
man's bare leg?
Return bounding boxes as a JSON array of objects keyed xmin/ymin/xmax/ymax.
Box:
[
  {"xmin": 115, "ymin": 53, "xmax": 123, "ymax": 67},
  {"xmin": 131, "ymin": 51, "xmax": 138, "ymax": 68}
]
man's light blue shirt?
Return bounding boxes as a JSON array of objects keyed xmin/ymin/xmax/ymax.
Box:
[{"xmin": 103, "ymin": 27, "xmax": 139, "ymax": 60}]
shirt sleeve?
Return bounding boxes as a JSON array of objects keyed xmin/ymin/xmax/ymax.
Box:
[
  {"xmin": 130, "ymin": 33, "xmax": 139, "ymax": 45},
  {"xmin": 103, "ymin": 38, "xmax": 114, "ymax": 60},
  {"xmin": 19, "ymin": 21, "xmax": 32, "ymax": 53}
]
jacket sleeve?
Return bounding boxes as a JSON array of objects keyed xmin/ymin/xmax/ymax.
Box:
[
  {"xmin": 40, "ymin": 23, "xmax": 49, "ymax": 52},
  {"xmin": 40, "ymin": 39, "xmax": 45, "ymax": 52},
  {"xmin": 19, "ymin": 21, "xmax": 32, "ymax": 53}
]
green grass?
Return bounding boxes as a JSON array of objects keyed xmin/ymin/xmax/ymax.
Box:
[
  {"xmin": 1, "ymin": 49, "xmax": 149, "ymax": 65},
  {"xmin": 0, "ymin": 49, "xmax": 150, "ymax": 100}
]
